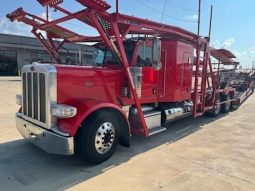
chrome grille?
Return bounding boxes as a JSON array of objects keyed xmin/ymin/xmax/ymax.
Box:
[
  {"xmin": 21, "ymin": 63, "xmax": 57, "ymax": 129},
  {"xmin": 22, "ymin": 72, "xmax": 47, "ymax": 122}
]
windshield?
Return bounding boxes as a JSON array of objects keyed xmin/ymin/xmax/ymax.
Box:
[
  {"xmin": 92, "ymin": 41, "xmax": 134, "ymax": 66},
  {"xmin": 93, "ymin": 50, "xmax": 104, "ymax": 66}
]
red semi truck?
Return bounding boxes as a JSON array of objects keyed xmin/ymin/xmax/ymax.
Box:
[{"xmin": 8, "ymin": 0, "xmax": 240, "ymax": 163}]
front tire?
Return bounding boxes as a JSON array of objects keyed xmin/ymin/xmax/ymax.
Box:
[{"xmin": 76, "ymin": 111, "xmax": 120, "ymax": 164}]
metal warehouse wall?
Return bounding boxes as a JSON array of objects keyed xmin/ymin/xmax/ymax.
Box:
[{"xmin": 0, "ymin": 33, "xmax": 96, "ymax": 76}]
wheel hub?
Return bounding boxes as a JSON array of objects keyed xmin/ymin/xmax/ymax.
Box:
[{"xmin": 95, "ymin": 122, "xmax": 115, "ymax": 154}]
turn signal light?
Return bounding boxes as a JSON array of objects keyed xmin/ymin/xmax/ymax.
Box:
[{"xmin": 51, "ymin": 104, "xmax": 77, "ymax": 118}]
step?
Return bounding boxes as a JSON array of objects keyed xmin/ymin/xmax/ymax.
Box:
[
  {"xmin": 148, "ymin": 126, "xmax": 166, "ymax": 136},
  {"xmin": 204, "ymin": 106, "xmax": 214, "ymax": 111},
  {"xmin": 193, "ymin": 112, "xmax": 204, "ymax": 118}
]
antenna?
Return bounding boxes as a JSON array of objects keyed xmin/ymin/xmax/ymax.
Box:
[
  {"xmin": 197, "ymin": 0, "xmax": 201, "ymax": 35},
  {"xmin": 208, "ymin": 5, "xmax": 213, "ymax": 40}
]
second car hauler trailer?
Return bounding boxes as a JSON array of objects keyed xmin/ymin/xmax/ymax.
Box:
[
  {"xmin": 231, "ymin": 69, "xmax": 255, "ymax": 108},
  {"xmin": 7, "ymin": 0, "xmax": 244, "ymax": 163}
]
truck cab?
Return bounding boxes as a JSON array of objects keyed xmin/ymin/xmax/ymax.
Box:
[{"xmin": 15, "ymin": 36, "xmax": 195, "ymax": 163}]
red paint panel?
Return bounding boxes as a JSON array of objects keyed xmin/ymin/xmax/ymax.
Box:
[
  {"xmin": 159, "ymin": 39, "xmax": 194, "ymax": 102},
  {"xmin": 55, "ymin": 65, "xmax": 123, "ymax": 134}
]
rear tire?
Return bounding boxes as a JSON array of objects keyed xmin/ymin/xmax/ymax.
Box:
[
  {"xmin": 221, "ymin": 94, "xmax": 231, "ymax": 113},
  {"xmin": 208, "ymin": 96, "xmax": 221, "ymax": 117},
  {"xmin": 231, "ymin": 101, "xmax": 239, "ymax": 110},
  {"xmin": 76, "ymin": 111, "xmax": 120, "ymax": 164}
]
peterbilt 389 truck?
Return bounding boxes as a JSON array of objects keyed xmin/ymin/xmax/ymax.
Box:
[{"xmin": 7, "ymin": 0, "xmax": 241, "ymax": 163}]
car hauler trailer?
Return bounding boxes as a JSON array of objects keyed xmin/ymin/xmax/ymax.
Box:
[
  {"xmin": 7, "ymin": 0, "xmax": 245, "ymax": 163},
  {"xmin": 231, "ymin": 69, "xmax": 255, "ymax": 108},
  {"xmin": 209, "ymin": 48, "xmax": 239, "ymax": 114}
]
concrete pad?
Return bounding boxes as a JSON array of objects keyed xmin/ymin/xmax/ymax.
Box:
[{"xmin": 1, "ymin": 79, "xmax": 255, "ymax": 191}]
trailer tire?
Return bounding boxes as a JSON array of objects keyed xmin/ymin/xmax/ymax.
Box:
[
  {"xmin": 76, "ymin": 111, "xmax": 120, "ymax": 164},
  {"xmin": 221, "ymin": 94, "xmax": 231, "ymax": 113},
  {"xmin": 208, "ymin": 96, "xmax": 221, "ymax": 117},
  {"xmin": 231, "ymin": 102, "xmax": 239, "ymax": 110}
]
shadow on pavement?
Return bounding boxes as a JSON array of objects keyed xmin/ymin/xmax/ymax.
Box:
[{"xmin": 0, "ymin": 114, "xmax": 227, "ymax": 191}]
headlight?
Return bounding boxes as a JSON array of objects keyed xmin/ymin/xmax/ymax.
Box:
[
  {"xmin": 16, "ymin": 94, "xmax": 22, "ymax": 105},
  {"xmin": 51, "ymin": 104, "xmax": 77, "ymax": 118}
]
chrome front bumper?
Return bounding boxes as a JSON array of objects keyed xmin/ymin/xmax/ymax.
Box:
[{"xmin": 16, "ymin": 113, "xmax": 74, "ymax": 155}]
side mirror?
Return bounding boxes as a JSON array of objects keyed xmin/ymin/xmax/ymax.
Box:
[{"xmin": 152, "ymin": 37, "xmax": 162, "ymax": 71}]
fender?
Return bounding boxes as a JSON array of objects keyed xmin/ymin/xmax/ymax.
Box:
[{"xmin": 57, "ymin": 99, "xmax": 130, "ymax": 141}]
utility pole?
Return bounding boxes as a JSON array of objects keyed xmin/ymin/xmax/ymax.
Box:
[
  {"xmin": 208, "ymin": 5, "xmax": 213, "ymax": 40},
  {"xmin": 46, "ymin": 5, "xmax": 49, "ymax": 21},
  {"xmin": 198, "ymin": 0, "xmax": 201, "ymax": 36},
  {"xmin": 161, "ymin": 0, "xmax": 168, "ymax": 23},
  {"xmin": 116, "ymin": 0, "xmax": 119, "ymax": 14},
  {"xmin": 116, "ymin": 0, "xmax": 119, "ymax": 20}
]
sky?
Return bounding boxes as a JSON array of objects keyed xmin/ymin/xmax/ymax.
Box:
[{"xmin": 0, "ymin": 0, "xmax": 255, "ymax": 68}]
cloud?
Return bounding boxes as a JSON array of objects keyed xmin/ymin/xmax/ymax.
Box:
[
  {"xmin": 222, "ymin": 38, "xmax": 235, "ymax": 48},
  {"xmin": 0, "ymin": 17, "xmax": 32, "ymax": 36},
  {"xmin": 212, "ymin": 38, "xmax": 235, "ymax": 49},
  {"xmin": 212, "ymin": 38, "xmax": 254, "ymax": 68},
  {"xmin": 40, "ymin": 11, "xmax": 53, "ymax": 21},
  {"xmin": 186, "ymin": 14, "xmax": 198, "ymax": 21},
  {"xmin": 232, "ymin": 47, "xmax": 255, "ymax": 68},
  {"xmin": 0, "ymin": 11, "xmax": 53, "ymax": 37}
]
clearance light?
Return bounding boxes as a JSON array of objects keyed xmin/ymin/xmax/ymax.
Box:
[
  {"xmin": 16, "ymin": 94, "xmax": 22, "ymax": 105},
  {"xmin": 51, "ymin": 104, "xmax": 77, "ymax": 118}
]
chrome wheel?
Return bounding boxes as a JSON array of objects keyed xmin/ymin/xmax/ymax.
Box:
[
  {"xmin": 76, "ymin": 111, "xmax": 120, "ymax": 164},
  {"xmin": 95, "ymin": 122, "xmax": 115, "ymax": 154}
]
